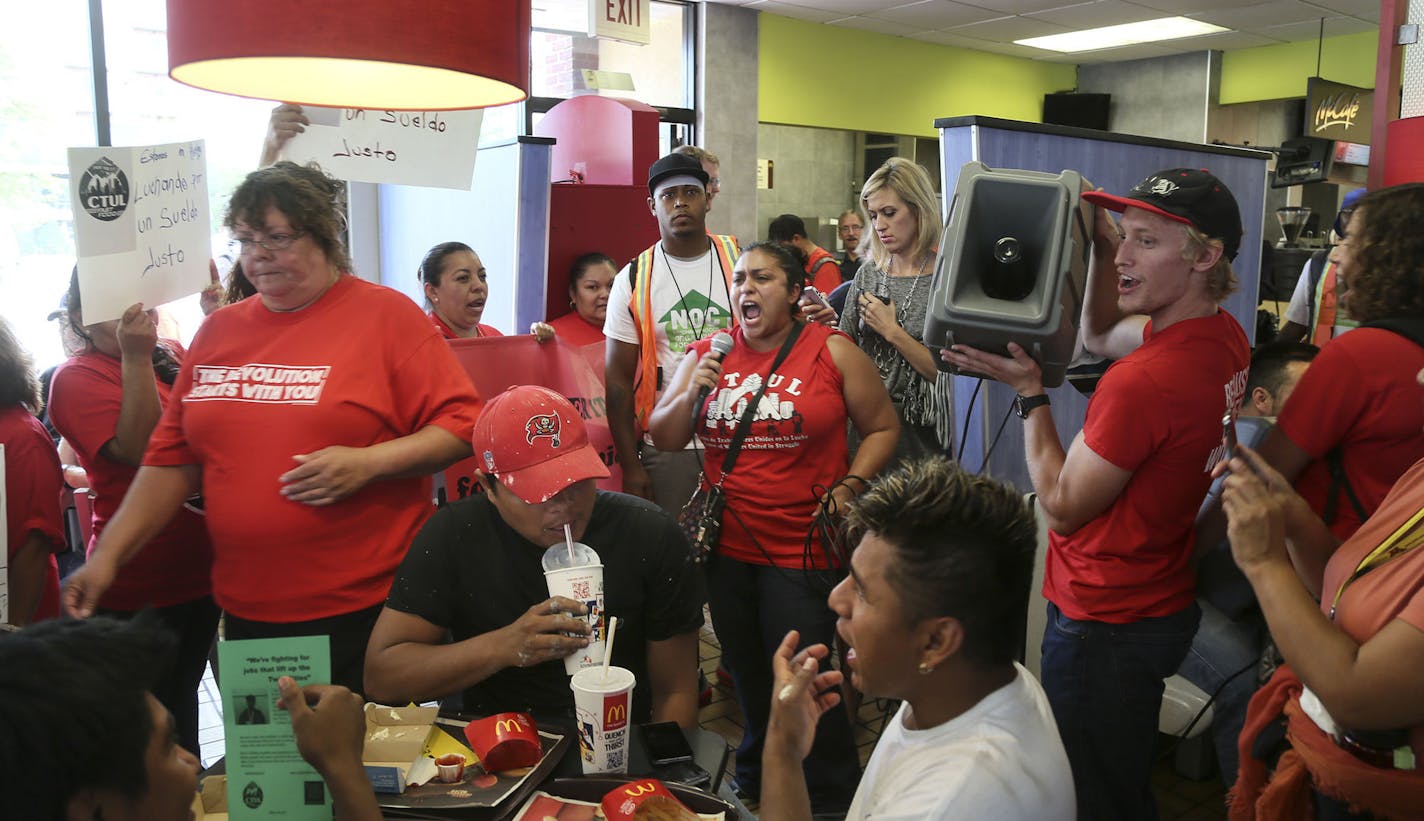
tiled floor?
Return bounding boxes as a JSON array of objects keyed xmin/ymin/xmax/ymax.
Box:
[{"xmin": 195, "ymin": 611, "xmax": 1229, "ymax": 820}]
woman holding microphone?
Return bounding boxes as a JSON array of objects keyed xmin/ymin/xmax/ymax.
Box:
[{"xmin": 649, "ymin": 241, "xmax": 898, "ymax": 814}]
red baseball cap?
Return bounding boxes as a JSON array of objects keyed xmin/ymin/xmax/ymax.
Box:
[
  {"xmin": 472, "ymin": 385, "xmax": 610, "ymax": 504},
  {"xmin": 1082, "ymin": 168, "xmax": 1243, "ymax": 260}
]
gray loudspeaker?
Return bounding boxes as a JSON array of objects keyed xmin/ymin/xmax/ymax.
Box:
[{"xmin": 924, "ymin": 161, "xmax": 1094, "ymax": 388}]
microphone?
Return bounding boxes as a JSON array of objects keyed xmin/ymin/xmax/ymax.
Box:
[{"xmin": 695, "ymin": 332, "xmax": 735, "ymax": 409}]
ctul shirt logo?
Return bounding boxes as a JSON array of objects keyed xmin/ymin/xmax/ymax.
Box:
[{"xmin": 526, "ymin": 413, "xmax": 562, "ymax": 447}]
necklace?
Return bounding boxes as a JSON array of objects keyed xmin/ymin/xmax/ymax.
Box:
[
  {"xmin": 870, "ymin": 256, "xmax": 929, "ymax": 380},
  {"xmin": 659, "ymin": 242, "xmax": 723, "ymax": 343}
]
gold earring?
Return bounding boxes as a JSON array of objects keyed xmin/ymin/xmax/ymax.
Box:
[{"xmin": 918, "ymin": 662, "xmax": 934, "ymax": 675}]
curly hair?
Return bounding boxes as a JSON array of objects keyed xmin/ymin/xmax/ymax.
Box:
[
  {"xmin": 845, "ymin": 458, "xmax": 1037, "ymax": 666},
  {"xmin": 225, "ymin": 161, "xmax": 352, "ymax": 273},
  {"xmin": 1339, "ymin": 183, "xmax": 1424, "ymax": 322},
  {"xmin": 860, "ymin": 158, "xmax": 941, "ymax": 273},
  {"xmin": 0, "ymin": 317, "xmax": 41, "ymax": 412}
]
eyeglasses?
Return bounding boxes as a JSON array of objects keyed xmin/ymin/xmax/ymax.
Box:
[
  {"xmin": 1335, "ymin": 207, "xmax": 1356, "ymax": 239},
  {"xmin": 232, "ymin": 231, "xmax": 306, "ymax": 254}
]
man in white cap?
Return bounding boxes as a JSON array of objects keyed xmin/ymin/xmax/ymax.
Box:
[
  {"xmin": 604, "ymin": 152, "xmax": 740, "ymax": 511},
  {"xmin": 364, "ymin": 385, "xmax": 705, "ymax": 730},
  {"xmin": 943, "ymin": 168, "xmax": 1251, "ymax": 820}
]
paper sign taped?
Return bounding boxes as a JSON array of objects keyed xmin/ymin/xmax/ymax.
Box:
[
  {"xmin": 68, "ymin": 141, "xmax": 212, "ymax": 325},
  {"xmin": 283, "ymin": 107, "xmax": 482, "ymax": 190}
]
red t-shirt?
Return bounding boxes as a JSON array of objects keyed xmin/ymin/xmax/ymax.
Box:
[
  {"xmin": 692, "ymin": 323, "xmax": 849, "ymax": 567},
  {"xmin": 49, "ymin": 346, "xmax": 213, "ymax": 610},
  {"xmin": 1045, "ymin": 310, "xmax": 1250, "ymax": 623},
  {"xmin": 1275, "ymin": 328, "xmax": 1424, "ymax": 539},
  {"xmin": 0, "ymin": 406, "xmax": 62, "ymax": 622},
  {"xmin": 428, "ymin": 310, "xmax": 502, "ymax": 340},
  {"xmin": 547, "ymin": 310, "xmax": 606, "ymax": 347},
  {"xmin": 1320, "ymin": 456, "xmax": 1424, "ymax": 756},
  {"xmin": 805, "ymin": 247, "xmax": 842, "ymax": 295},
  {"xmin": 146, "ymin": 277, "xmax": 483, "ymax": 621}
]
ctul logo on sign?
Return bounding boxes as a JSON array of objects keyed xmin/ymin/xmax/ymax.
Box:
[{"xmin": 604, "ymin": 691, "xmax": 629, "ymax": 731}]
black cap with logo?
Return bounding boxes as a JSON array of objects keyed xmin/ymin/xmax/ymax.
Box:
[
  {"xmin": 647, "ymin": 152, "xmax": 708, "ymax": 196},
  {"xmin": 1083, "ymin": 168, "xmax": 1244, "ymax": 260}
]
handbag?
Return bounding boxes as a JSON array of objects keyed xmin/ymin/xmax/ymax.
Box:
[{"xmin": 679, "ymin": 323, "xmax": 805, "ymax": 561}]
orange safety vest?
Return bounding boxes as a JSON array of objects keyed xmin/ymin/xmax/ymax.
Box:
[{"xmin": 629, "ymin": 234, "xmax": 740, "ymax": 427}]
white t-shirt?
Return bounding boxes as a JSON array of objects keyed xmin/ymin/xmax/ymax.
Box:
[
  {"xmin": 846, "ymin": 664, "xmax": 1075, "ymax": 821},
  {"xmin": 604, "ymin": 243, "xmax": 734, "ymax": 442}
]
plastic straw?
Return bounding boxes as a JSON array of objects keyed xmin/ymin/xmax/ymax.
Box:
[
  {"xmin": 563, "ymin": 523, "xmax": 575, "ymax": 563},
  {"xmin": 602, "ymin": 615, "xmax": 619, "ymax": 681}
]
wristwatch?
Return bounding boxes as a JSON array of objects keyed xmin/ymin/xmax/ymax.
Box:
[{"xmin": 1014, "ymin": 393, "xmax": 1050, "ymax": 419}]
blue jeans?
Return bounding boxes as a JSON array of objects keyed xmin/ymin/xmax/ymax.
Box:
[
  {"xmin": 1177, "ymin": 598, "xmax": 1265, "ymax": 787},
  {"xmin": 705, "ymin": 554, "xmax": 860, "ymax": 814},
  {"xmin": 1041, "ymin": 601, "xmax": 1201, "ymax": 821}
]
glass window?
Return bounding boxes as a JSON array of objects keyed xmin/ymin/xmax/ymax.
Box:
[
  {"xmin": 532, "ymin": 0, "xmax": 689, "ymax": 109},
  {"xmin": 0, "ymin": 3, "xmax": 96, "ymax": 372},
  {"xmin": 101, "ymin": 0, "xmax": 276, "ymax": 346}
]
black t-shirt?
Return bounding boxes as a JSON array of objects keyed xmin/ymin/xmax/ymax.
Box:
[{"xmin": 385, "ymin": 490, "xmax": 705, "ymax": 725}]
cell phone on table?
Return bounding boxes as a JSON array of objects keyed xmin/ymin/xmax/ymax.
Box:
[
  {"xmin": 640, "ymin": 720, "xmax": 694, "ymax": 765},
  {"xmin": 1222, "ymin": 411, "xmax": 1238, "ymax": 460},
  {"xmin": 800, "ymin": 285, "xmax": 834, "ymax": 313}
]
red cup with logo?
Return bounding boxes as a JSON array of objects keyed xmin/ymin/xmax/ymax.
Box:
[
  {"xmin": 462, "ymin": 712, "xmax": 541, "ymax": 773},
  {"xmin": 569, "ymin": 665, "xmax": 635, "ymax": 774}
]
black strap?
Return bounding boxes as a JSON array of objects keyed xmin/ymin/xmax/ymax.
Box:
[
  {"xmin": 1363, "ymin": 316, "xmax": 1424, "ymax": 349},
  {"xmin": 719, "ymin": 322, "xmax": 804, "ymax": 477}
]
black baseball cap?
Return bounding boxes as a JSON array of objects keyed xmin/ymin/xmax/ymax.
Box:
[
  {"xmin": 1083, "ymin": 168, "xmax": 1243, "ymax": 260},
  {"xmin": 647, "ymin": 152, "xmax": 708, "ymax": 195}
]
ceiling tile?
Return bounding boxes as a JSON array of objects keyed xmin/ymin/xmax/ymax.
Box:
[
  {"xmin": 827, "ymin": 14, "xmax": 923, "ymax": 36},
  {"xmin": 1190, "ymin": 0, "xmax": 1344, "ymax": 29},
  {"xmin": 744, "ymin": 0, "xmax": 847, "ymax": 23},
  {"xmin": 1260, "ymin": 15, "xmax": 1377, "ymax": 42},
  {"xmin": 763, "ymin": 0, "xmax": 905, "ymax": 15},
  {"xmin": 867, "ymin": 0, "xmax": 1002, "ymax": 28},
  {"xmin": 1027, "ymin": 0, "xmax": 1170, "ymax": 28},
  {"xmin": 947, "ymin": 15, "xmax": 1073, "ymax": 41},
  {"xmin": 1129, "ymin": 0, "xmax": 1255, "ymax": 11},
  {"xmin": 959, "ymin": 0, "xmax": 1106, "ymax": 12},
  {"xmin": 1301, "ymin": 0, "xmax": 1380, "ymax": 20}
]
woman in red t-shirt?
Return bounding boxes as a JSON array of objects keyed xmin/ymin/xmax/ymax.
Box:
[
  {"xmin": 49, "ymin": 271, "xmax": 217, "ymax": 756},
  {"xmin": 0, "ymin": 317, "xmax": 63, "ymax": 627},
  {"xmin": 648, "ymin": 241, "xmax": 898, "ymax": 814},
  {"xmin": 419, "ymin": 241, "xmax": 556, "ymax": 342},
  {"xmin": 546, "ymin": 252, "xmax": 615, "ymax": 347}
]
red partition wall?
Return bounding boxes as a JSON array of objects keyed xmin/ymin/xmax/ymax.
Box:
[
  {"xmin": 544, "ymin": 184, "xmax": 660, "ymax": 322},
  {"xmin": 535, "ymin": 96, "xmax": 665, "ymax": 323}
]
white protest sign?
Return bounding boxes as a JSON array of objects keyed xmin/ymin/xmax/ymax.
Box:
[
  {"xmin": 282, "ymin": 107, "xmax": 483, "ymax": 190},
  {"xmin": 68, "ymin": 141, "xmax": 212, "ymax": 325}
]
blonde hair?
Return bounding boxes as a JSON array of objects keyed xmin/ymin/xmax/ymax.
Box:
[
  {"xmin": 860, "ymin": 158, "xmax": 940, "ymax": 272},
  {"xmin": 673, "ymin": 145, "xmax": 719, "ymax": 166},
  {"xmin": 1182, "ymin": 224, "xmax": 1237, "ymax": 303}
]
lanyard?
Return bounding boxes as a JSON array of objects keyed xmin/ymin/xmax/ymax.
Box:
[{"xmin": 1329, "ymin": 505, "xmax": 1424, "ymax": 620}]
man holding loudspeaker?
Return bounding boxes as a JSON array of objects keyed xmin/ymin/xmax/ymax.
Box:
[{"xmin": 943, "ymin": 169, "xmax": 1251, "ymax": 821}]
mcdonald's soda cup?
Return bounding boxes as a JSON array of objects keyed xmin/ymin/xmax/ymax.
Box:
[
  {"xmin": 570, "ymin": 665, "xmax": 635, "ymax": 774},
  {"xmin": 542, "ymin": 541, "xmax": 606, "ymax": 675}
]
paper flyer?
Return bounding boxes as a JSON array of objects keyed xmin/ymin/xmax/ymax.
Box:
[
  {"xmin": 67, "ymin": 140, "xmax": 212, "ymax": 325},
  {"xmin": 282, "ymin": 106, "xmax": 483, "ymax": 190},
  {"xmin": 217, "ymin": 636, "xmax": 332, "ymax": 819}
]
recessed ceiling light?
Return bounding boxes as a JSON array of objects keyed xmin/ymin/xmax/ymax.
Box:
[{"xmin": 1016, "ymin": 17, "xmax": 1229, "ymax": 53}]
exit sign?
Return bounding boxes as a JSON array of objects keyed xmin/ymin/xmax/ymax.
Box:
[{"xmin": 590, "ymin": 0, "xmax": 650, "ymax": 45}]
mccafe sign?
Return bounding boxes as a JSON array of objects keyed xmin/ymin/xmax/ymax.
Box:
[{"xmin": 1306, "ymin": 77, "xmax": 1373, "ymax": 144}]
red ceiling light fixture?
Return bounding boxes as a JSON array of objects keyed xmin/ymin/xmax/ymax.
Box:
[{"xmin": 166, "ymin": 0, "xmax": 530, "ymax": 111}]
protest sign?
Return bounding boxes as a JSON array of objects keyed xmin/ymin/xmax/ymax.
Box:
[
  {"xmin": 68, "ymin": 141, "xmax": 212, "ymax": 325},
  {"xmin": 282, "ymin": 107, "xmax": 482, "ymax": 190}
]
